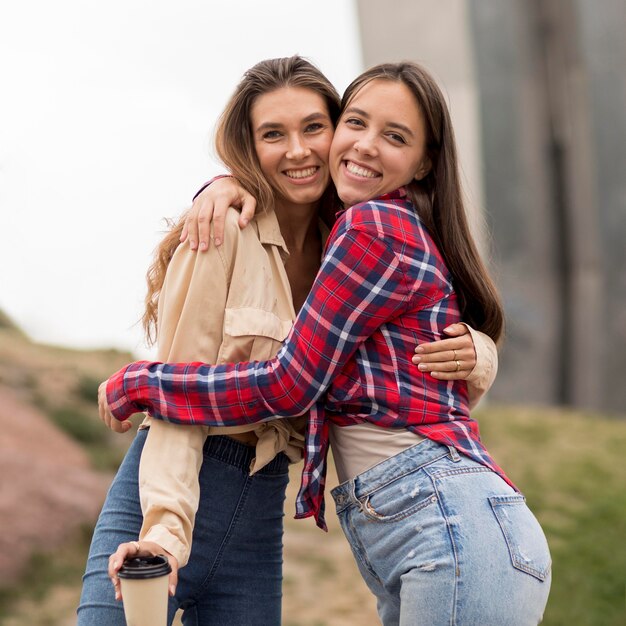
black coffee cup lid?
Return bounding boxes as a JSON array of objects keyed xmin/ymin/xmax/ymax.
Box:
[{"xmin": 118, "ymin": 555, "xmax": 172, "ymax": 579}]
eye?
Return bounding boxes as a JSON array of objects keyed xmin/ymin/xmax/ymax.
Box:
[
  {"xmin": 344, "ymin": 117, "xmax": 365, "ymax": 128},
  {"xmin": 387, "ymin": 132, "xmax": 407, "ymax": 144},
  {"xmin": 261, "ymin": 130, "xmax": 282, "ymax": 140},
  {"xmin": 304, "ymin": 122, "xmax": 325, "ymax": 133}
]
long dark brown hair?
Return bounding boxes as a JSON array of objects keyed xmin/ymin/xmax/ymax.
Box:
[
  {"xmin": 142, "ymin": 56, "xmax": 341, "ymax": 344},
  {"xmin": 341, "ymin": 63, "xmax": 505, "ymax": 342}
]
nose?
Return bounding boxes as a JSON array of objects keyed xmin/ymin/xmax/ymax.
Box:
[
  {"xmin": 286, "ymin": 134, "xmax": 311, "ymax": 160},
  {"xmin": 354, "ymin": 131, "xmax": 378, "ymax": 156}
]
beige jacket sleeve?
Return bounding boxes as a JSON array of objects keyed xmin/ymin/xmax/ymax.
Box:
[
  {"xmin": 463, "ymin": 323, "xmax": 499, "ymax": 410},
  {"xmin": 138, "ymin": 219, "xmax": 236, "ymax": 568}
]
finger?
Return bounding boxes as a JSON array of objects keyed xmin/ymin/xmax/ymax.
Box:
[
  {"xmin": 238, "ymin": 194, "xmax": 257, "ymax": 228},
  {"xmin": 180, "ymin": 221, "xmax": 188, "ymax": 243},
  {"xmin": 98, "ymin": 397, "xmax": 106, "ymax": 423},
  {"xmin": 430, "ymin": 369, "xmax": 473, "ymax": 380},
  {"xmin": 210, "ymin": 200, "xmax": 226, "ymax": 247},
  {"xmin": 418, "ymin": 356, "xmax": 472, "ymax": 373},
  {"xmin": 97, "ymin": 382, "xmax": 108, "ymax": 423},
  {"xmin": 168, "ymin": 570, "xmax": 178, "ymax": 597},
  {"xmin": 415, "ymin": 336, "xmax": 468, "ymax": 354},
  {"xmin": 414, "ymin": 349, "xmax": 456, "ymax": 364},
  {"xmin": 185, "ymin": 206, "xmax": 202, "ymax": 250},
  {"xmin": 110, "ymin": 417, "xmax": 131, "ymax": 434},
  {"xmin": 108, "ymin": 543, "xmax": 133, "ymax": 579},
  {"xmin": 112, "ymin": 574, "xmax": 122, "ymax": 601},
  {"xmin": 442, "ymin": 323, "xmax": 469, "ymax": 337}
]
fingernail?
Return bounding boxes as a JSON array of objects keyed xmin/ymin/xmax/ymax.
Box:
[
  {"xmin": 444, "ymin": 326, "xmax": 454, "ymax": 332},
  {"xmin": 200, "ymin": 241, "xmax": 207, "ymax": 251},
  {"xmin": 418, "ymin": 364, "xmax": 427, "ymax": 371},
  {"xmin": 412, "ymin": 355, "xmax": 421, "ymax": 363},
  {"xmin": 241, "ymin": 218, "xmax": 248, "ymax": 226},
  {"xmin": 189, "ymin": 241, "xmax": 197, "ymax": 250},
  {"xmin": 169, "ymin": 584, "xmax": 176, "ymax": 596},
  {"xmin": 431, "ymin": 371, "xmax": 440, "ymax": 378},
  {"xmin": 214, "ymin": 238, "xmax": 221, "ymax": 246},
  {"xmin": 414, "ymin": 346, "xmax": 424, "ymax": 353}
]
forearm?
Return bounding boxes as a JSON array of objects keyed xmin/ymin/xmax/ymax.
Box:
[
  {"xmin": 106, "ymin": 226, "xmax": 410, "ymax": 427},
  {"xmin": 138, "ymin": 419, "xmax": 207, "ymax": 567},
  {"xmin": 106, "ymin": 356, "xmax": 316, "ymax": 426}
]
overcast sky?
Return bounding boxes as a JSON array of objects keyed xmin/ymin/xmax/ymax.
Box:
[{"xmin": 0, "ymin": 0, "xmax": 362, "ymax": 358}]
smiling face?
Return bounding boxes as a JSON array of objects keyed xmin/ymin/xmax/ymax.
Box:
[
  {"xmin": 329, "ymin": 79, "xmax": 430, "ymax": 207},
  {"xmin": 251, "ymin": 86, "xmax": 334, "ymax": 211}
]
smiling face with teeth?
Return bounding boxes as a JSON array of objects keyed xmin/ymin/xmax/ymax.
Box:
[
  {"xmin": 251, "ymin": 87, "xmax": 334, "ymax": 213},
  {"xmin": 329, "ymin": 79, "xmax": 431, "ymax": 207}
]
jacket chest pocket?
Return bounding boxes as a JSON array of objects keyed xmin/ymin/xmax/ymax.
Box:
[{"xmin": 219, "ymin": 307, "xmax": 293, "ymax": 363}]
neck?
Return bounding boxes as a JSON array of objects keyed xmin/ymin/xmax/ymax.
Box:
[{"xmin": 274, "ymin": 200, "xmax": 320, "ymax": 253}]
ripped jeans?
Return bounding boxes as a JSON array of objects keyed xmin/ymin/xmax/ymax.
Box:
[{"xmin": 331, "ymin": 439, "xmax": 551, "ymax": 626}]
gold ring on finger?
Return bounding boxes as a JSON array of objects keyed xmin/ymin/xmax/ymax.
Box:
[
  {"xmin": 455, "ymin": 360, "xmax": 461, "ymax": 372},
  {"xmin": 452, "ymin": 349, "xmax": 458, "ymax": 361}
]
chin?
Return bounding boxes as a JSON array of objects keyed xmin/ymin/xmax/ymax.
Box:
[{"xmin": 338, "ymin": 191, "xmax": 364, "ymax": 206}]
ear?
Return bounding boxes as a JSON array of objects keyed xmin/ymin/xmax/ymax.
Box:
[{"xmin": 414, "ymin": 158, "xmax": 431, "ymax": 181}]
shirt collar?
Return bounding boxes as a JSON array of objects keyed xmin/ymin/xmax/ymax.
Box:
[
  {"xmin": 255, "ymin": 207, "xmax": 290, "ymax": 257},
  {"xmin": 255, "ymin": 207, "xmax": 331, "ymax": 260},
  {"xmin": 334, "ymin": 186, "xmax": 408, "ymax": 219}
]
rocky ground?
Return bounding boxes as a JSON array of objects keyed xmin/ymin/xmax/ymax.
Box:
[{"xmin": 0, "ymin": 385, "xmax": 110, "ymax": 585}]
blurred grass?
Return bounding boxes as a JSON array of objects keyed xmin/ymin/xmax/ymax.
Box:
[
  {"xmin": 477, "ymin": 405, "xmax": 626, "ymax": 626},
  {"xmin": 1, "ymin": 404, "xmax": 625, "ymax": 625}
]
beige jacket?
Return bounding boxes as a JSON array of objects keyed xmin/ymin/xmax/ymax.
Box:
[
  {"xmin": 138, "ymin": 206, "xmax": 305, "ymax": 566},
  {"xmin": 138, "ymin": 207, "xmax": 499, "ymax": 567}
]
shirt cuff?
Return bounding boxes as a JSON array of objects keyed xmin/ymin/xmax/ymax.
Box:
[
  {"xmin": 462, "ymin": 324, "xmax": 498, "ymax": 409},
  {"xmin": 192, "ymin": 174, "xmax": 233, "ymax": 202},
  {"xmin": 141, "ymin": 524, "xmax": 189, "ymax": 569},
  {"xmin": 106, "ymin": 361, "xmax": 152, "ymax": 421}
]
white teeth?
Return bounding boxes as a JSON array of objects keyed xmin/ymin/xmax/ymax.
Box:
[
  {"xmin": 346, "ymin": 161, "xmax": 378, "ymax": 178},
  {"xmin": 285, "ymin": 167, "xmax": 317, "ymax": 179}
]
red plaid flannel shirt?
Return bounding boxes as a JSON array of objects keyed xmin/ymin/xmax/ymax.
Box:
[{"xmin": 107, "ymin": 188, "xmax": 513, "ymax": 530}]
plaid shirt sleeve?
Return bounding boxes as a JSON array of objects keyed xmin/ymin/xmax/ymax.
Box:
[{"xmin": 106, "ymin": 222, "xmax": 412, "ymax": 425}]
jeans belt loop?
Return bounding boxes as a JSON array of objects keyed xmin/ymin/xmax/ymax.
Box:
[
  {"xmin": 448, "ymin": 445, "xmax": 461, "ymax": 462},
  {"xmin": 349, "ymin": 479, "xmax": 364, "ymax": 510}
]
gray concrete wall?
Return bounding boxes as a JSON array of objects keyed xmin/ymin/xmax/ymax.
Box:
[
  {"xmin": 357, "ymin": 0, "xmax": 626, "ymax": 413},
  {"xmin": 574, "ymin": 0, "xmax": 626, "ymax": 411},
  {"xmin": 356, "ymin": 0, "xmax": 487, "ymax": 249},
  {"xmin": 469, "ymin": 0, "xmax": 626, "ymax": 412}
]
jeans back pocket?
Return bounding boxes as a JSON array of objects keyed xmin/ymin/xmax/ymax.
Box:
[{"xmin": 489, "ymin": 494, "xmax": 551, "ymax": 581}]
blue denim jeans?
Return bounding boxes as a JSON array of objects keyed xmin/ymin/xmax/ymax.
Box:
[
  {"xmin": 77, "ymin": 429, "xmax": 289, "ymax": 626},
  {"xmin": 331, "ymin": 439, "xmax": 551, "ymax": 626}
]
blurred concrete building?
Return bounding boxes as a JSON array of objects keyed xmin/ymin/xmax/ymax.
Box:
[{"xmin": 356, "ymin": 0, "xmax": 626, "ymax": 413}]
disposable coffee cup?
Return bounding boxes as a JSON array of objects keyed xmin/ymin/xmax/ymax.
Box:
[{"xmin": 118, "ymin": 555, "xmax": 171, "ymax": 626}]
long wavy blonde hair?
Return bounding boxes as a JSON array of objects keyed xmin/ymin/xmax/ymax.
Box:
[{"xmin": 142, "ymin": 56, "xmax": 340, "ymax": 345}]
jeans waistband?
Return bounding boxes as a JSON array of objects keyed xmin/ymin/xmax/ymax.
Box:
[
  {"xmin": 330, "ymin": 438, "xmax": 461, "ymax": 510},
  {"xmin": 202, "ymin": 435, "xmax": 289, "ymax": 475}
]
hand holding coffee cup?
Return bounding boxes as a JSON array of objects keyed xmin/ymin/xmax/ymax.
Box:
[
  {"xmin": 116, "ymin": 554, "xmax": 171, "ymax": 626},
  {"xmin": 109, "ymin": 540, "xmax": 179, "ymax": 600}
]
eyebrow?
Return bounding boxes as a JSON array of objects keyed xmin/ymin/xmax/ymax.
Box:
[
  {"xmin": 344, "ymin": 106, "xmax": 415, "ymax": 138},
  {"xmin": 256, "ymin": 112, "xmax": 329, "ymax": 132}
]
